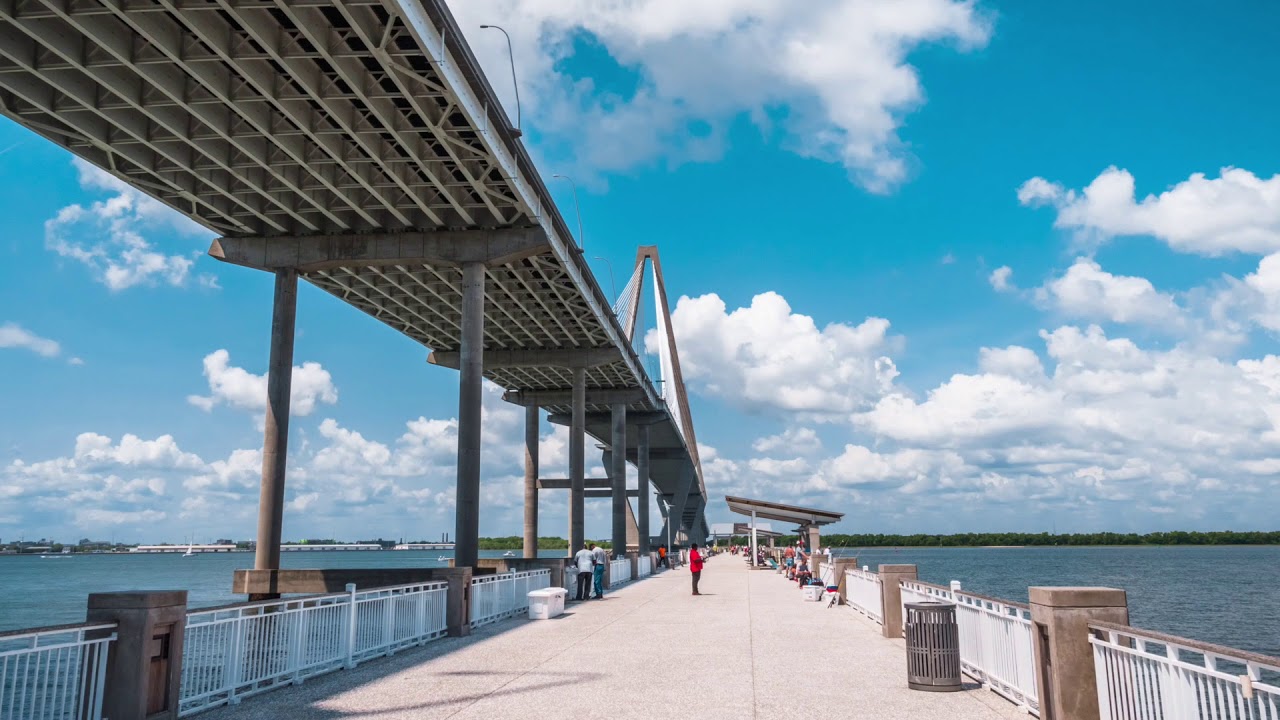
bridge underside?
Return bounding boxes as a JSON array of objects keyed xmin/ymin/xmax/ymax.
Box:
[{"xmin": 0, "ymin": 0, "xmax": 707, "ymax": 568}]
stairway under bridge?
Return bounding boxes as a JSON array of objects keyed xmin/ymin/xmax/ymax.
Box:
[{"xmin": 0, "ymin": 0, "xmax": 707, "ymax": 577}]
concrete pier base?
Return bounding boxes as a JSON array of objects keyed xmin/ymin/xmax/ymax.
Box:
[
  {"xmin": 878, "ymin": 563, "xmax": 918, "ymax": 639},
  {"xmin": 1030, "ymin": 587, "xmax": 1128, "ymax": 720},
  {"xmin": 87, "ymin": 591, "xmax": 187, "ymax": 720},
  {"xmin": 568, "ymin": 367, "xmax": 585, "ymax": 553}
]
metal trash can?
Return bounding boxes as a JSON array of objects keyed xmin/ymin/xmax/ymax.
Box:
[{"xmin": 904, "ymin": 601, "xmax": 961, "ymax": 692}]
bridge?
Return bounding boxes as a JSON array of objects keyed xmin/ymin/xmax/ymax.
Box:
[{"xmin": 0, "ymin": 0, "xmax": 708, "ymax": 575}]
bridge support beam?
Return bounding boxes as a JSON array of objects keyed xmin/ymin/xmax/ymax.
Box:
[
  {"xmin": 454, "ymin": 262, "xmax": 485, "ymax": 569},
  {"xmin": 252, "ymin": 269, "xmax": 297, "ymax": 600},
  {"xmin": 611, "ymin": 403, "xmax": 627, "ymax": 558},
  {"xmin": 569, "ymin": 367, "xmax": 586, "ymax": 555},
  {"xmin": 523, "ymin": 405, "xmax": 539, "ymax": 559},
  {"xmin": 637, "ymin": 425, "xmax": 650, "ymax": 555}
]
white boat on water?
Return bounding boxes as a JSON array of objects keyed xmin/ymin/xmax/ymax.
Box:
[
  {"xmin": 183, "ymin": 543, "xmax": 194, "ymax": 557},
  {"xmin": 503, "ymin": 551, "xmax": 516, "ymax": 557}
]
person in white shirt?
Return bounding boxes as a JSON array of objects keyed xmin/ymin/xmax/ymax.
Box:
[
  {"xmin": 590, "ymin": 543, "xmax": 608, "ymax": 599},
  {"xmin": 573, "ymin": 545, "xmax": 594, "ymax": 601}
]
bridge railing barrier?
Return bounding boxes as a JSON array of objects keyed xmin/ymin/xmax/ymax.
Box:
[
  {"xmin": 608, "ymin": 558, "xmax": 632, "ymax": 587},
  {"xmin": 1090, "ymin": 621, "xmax": 1280, "ymax": 720},
  {"xmin": 0, "ymin": 622, "xmax": 115, "ymax": 720},
  {"xmin": 470, "ymin": 569, "xmax": 550, "ymax": 629},
  {"xmin": 638, "ymin": 554, "xmax": 652, "ymax": 578},
  {"xmin": 899, "ymin": 580, "xmax": 1039, "ymax": 714},
  {"xmin": 180, "ymin": 580, "xmax": 448, "ymax": 716},
  {"xmin": 843, "ymin": 567, "xmax": 884, "ymax": 624}
]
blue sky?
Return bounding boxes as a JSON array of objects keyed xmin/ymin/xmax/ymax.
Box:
[{"xmin": 4, "ymin": 0, "xmax": 1280, "ymax": 543}]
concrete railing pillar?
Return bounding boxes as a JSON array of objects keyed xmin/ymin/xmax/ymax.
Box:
[
  {"xmin": 432, "ymin": 567, "xmax": 473, "ymax": 637},
  {"xmin": 827, "ymin": 558, "xmax": 857, "ymax": 604},
  {"xmin": 1030, "ymin": 587, "xmax": 1128, "ymax": 720},
  {"xmin": 87, "ymin": 591, "xmax": 187, "ymax": 720},
  {"xmin": 878, "ymin": 564, "xmax": 917, "ymax": 639}
]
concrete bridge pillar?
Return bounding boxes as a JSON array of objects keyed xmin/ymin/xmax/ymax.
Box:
[
  {"xmin": 569, "ymin": 367, "xmax": 586, "ymax": 554},
  {"xmin": 636, "ymin": 424, "xmax": 650, "ymax": 554},
  {"xmin": 252, "ymin": 269, "xmax": 297, "ymax": 600},
  {"xmin": 610, "ymin": 403, "xmax": 627, "ymax": 558},
  {"xmin": 523, "ymin": 404, "xmax": 539, "ymax": 559},
  {"xmin": 88, "ymin": 591, "xmax": 187, "ymax": 720},
  {"xmin": 454, "ymin": 261, "xmax": 485, "ymax": 569}
]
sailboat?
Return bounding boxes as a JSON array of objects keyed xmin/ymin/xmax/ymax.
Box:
[{"xmin": 183, "ymin": 543, "xmax": 195, "ymax": 557}]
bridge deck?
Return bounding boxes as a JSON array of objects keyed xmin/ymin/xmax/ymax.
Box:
[{"xmin": 200, "ymin": 560, "xmax": 1023, "ymax": 720}]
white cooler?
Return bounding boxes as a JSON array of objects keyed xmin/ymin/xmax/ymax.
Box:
[
  {"xmin": 802, "ymin": 584, "xmax": 824, "ymax": 602},
  {"xmin": 528, "ymin": 588, "xmax": 568, "ymax": 620}
]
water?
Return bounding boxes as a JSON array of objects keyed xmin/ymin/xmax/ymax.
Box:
[
  {"xmin": 828, "ymin": 545, "xmax": 1280, "ymax": 657},
  {"xmin": 0, "ymin": 549, "xmax": 563, "ymax": 632},
  {"xmin": 2, "ymin": 546, "xmax": 1277, "ymax": 658}
]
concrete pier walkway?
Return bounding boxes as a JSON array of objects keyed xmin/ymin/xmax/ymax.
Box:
[{"xmin": 204, "ymin": 559, "xmax": 1024, "ymax": 720}]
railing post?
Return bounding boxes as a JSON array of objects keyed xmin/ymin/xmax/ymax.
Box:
[
  {"xmin": 1029, "ymin": 587, "xmax": 1128, "ymax": 720},
  {"xmin": 433, "ymin": 567, "xmax": 473, "ymax": 637},
  {"xmin": 87, "ymin": 590, "xmax": 187, "ymax": 720},
  {"xmin": 345, "ymin": 583, "xmax": 357, "ymax": 669},
  {"xmin": 878, "ymin": 564, "xmax": 916, "ymax": 639}
]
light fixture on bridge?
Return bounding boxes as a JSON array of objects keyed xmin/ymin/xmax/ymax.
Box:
[
  {"xmin": 479, "ymin": 25, "xmax": 522, "ymax": 139},
  {"xmin": 552, "ymin": 174, "xmax": 585, "ymax": 251}
]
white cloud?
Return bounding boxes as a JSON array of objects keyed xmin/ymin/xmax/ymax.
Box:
[
  {"xmin": 652, "ymin": 291, "xmax": 900, "ymax": 415},
  {"xmin": 450, "ymin": 0, "xmax": 991, "ymax": 192},
  {"xmin": 988, "ymin": 266, "xmax": 1014, "ymax": 292},
  {"xmin": 1019, "ymin": 167, "xmax": 1280, "ymax": 256},
  {"xmin": 187, "ymin": 349, "xmax": 338, "ymax": 417},
  {"xmin": 45, "ymin": 159, "xmax": 215, "ymax": 290},
  {"xmin": 1035, "ymin": 257, "xmax": 1184, "ymax": 327},
  {"xmin": 0, "ymin": 323, "xmax": 61, "ymax": 358},
  {"xmin": 753, "ymin": 427, "xmax": 823, "ymax": 455}
]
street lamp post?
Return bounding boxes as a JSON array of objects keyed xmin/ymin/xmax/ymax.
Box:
[
  {"xmin": 479, "ymin": 25, "xmax": 522, "ymax": 138},
  {"xmin": 594, "ymin": 256, "xmax": 617, "ymax": 302}
]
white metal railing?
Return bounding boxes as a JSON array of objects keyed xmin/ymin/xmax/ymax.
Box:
[
  {"xmin": 843, "ymin": 568, "xmax": 883, "ymax": 624},
  {"xmin": 181, "ymin": 580, "xmax": 447, "ymax": 716},
  {"xmin": 898, "ymin": 580, "xmax": 1039, "ymax": 714},
  {"xmin": 609, "ymin": 558, "xmax": 631, "ymax": 587},
  {"xmin": 1091, "ymin": 622, "xmax": 1280, "ymax": 720},
  {"xmin": 638, "ymin": 555, "xmax": 652, "ymax": 578},
  {"xmin": 0, "ymin": 623, "xmax": 115, "ymax": 720},
  {"xmin": 470, "ymin": 569, "xmax": 551, "ymax": 629},
  {"xmin": 954, "ymin": 590, "xmax": 1039, "ymax": 713}
]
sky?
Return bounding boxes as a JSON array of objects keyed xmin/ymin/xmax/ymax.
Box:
[{"xmin": 3, "ymin": 0, "xmax": 1280, "ymax": 544}]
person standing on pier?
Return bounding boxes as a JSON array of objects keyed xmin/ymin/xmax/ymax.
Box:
[
  {"xmin": 573, "ymin": 544, "xmax": 594, "ymax": 601},
  {"xmin": 690, "ymin": 543, "xmax": 704, "ymax": 596},
  {"xmin": 591, "ymin": 542, "xmax": 608, "ymax": 599},
  {"xmin": 658, "ymin": 544, "xmax": 668, "ymax": 568}
]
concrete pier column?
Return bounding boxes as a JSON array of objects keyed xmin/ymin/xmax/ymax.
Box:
[
  {"xmin": 749, "ymin": 509, "xmax": 758, "ymax": 567},
  {"xmin": 522, "ymin": 404, "xmax": 539, "ymax": 559},
  {"xmin": 1030, "ymin": 587, "xmax": 1129, "ymax": 720},
  {"xmin": 568, "ymin": 366, "xmax": 586, "ymax": 553},
  {"xmin": 454, "ymin": 262, "xmax": 485, "ymax": 569},
  {"xmin": 610, "ymin": 403, "xmax": 627, "ymax": 558},
  {"xmin": 807, "ymin": 525, "xmax": 822, "ymax": 573},
  {"xmin": 878, "ymin": 564, "xmax": 918, "ymax": 639},
  {"xmin": 254, "ymin": 269, "xmax": 297, "ymax": 590},
  {"xmin": 433, "ymin": 567, "xmax": 475, "ymax": 637},
  {"xmin": 87, "ymin": 591, "xmax": 187, "ymax": 720},
  {"xmin": 636, "ymin": 425, "xmax": 650, "ymax": 554}
]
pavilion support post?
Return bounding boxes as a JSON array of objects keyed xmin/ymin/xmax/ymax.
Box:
[
  {"xmin": 569, "ymin": 367, "xmax": 586, "ymax": 554},
  {"xmin": 522, "ymin": 405, "xmax": 539, "ymax": 559},
  {"xmin": 750, "ymin": 509, "xmax": 758, "ymax": 567},
  {"xmin": 252, "ymin": 269, "xmax": 297, "ymax": 601},
  {"xmin": 636, "ymin": 425, "xmax": 650, "ymax": 554},
  {"xmin": 454, "ymin": 262, "xmax": 485, "ymax": 570},
  {"xmin": 808, "ymin": 525, "xmax": 822, "ymax": 573},
  {"xmin": 610, "ymin": 403, "xmax": 627, "ymax": 558}
]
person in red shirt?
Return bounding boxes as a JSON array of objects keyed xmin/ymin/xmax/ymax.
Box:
[{"xmin": 690, "ymin": 543, "xmax": 704, "ymax": 595}]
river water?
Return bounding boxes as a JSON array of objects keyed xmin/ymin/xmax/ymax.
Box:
[{"xmin": 2, "ymin": 546, "xmax": 1277, "ymax": 658}]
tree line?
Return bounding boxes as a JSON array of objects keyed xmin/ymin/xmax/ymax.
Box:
[{"xmin": 746, "ymin": 531, "xmax": 1280, "ymax": 547}]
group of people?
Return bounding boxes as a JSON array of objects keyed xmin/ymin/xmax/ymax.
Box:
[
  {"xmin": 783, "ymin": 540, "xmax": 813, "ymax": 585},
  {"xmin": 570, "ymin": 542, "xmax": 706, "ymax": 600}
]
